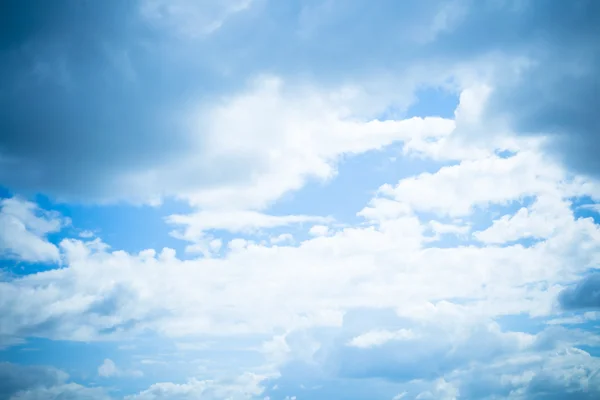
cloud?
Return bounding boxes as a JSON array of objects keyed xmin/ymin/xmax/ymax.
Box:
[
  {"xmin": 10, "ymin": 383, "xmax": 111, "ymax": 400},
  {"xmin": 1, "ymin": 133, "xmax": 599, "ymax": 343},
  {"xmin": 98, "ymin": 359, "xmax": 143, "ymax": 379},
  {"xmin": 2, "ymin": 0, "xmax": 599, "ymax": 212},
  {"xmin": 0, "ymin": 197, "xmax": 65, "ymax": 263},
  {"xmin": 166, "ymin": 209, "xmax": 331, "ymax": 254},
  {"xmin": 125, "ymin": 372, "xmax": 266, "ymax": 400},
  {"xmin": 98, "ymin": 359, "xmax": 118, "ymax": 377},
  {"xmin": 474, "ymin": 194, "xmax": 575, "ymax": 244},
  {"xmin": 415, "ymin": 379, "xmax": 459, "ymax": 400},
  {"xmin": 270, "ymin": 233, "xmax": 293, "ymax": 245},
  {"xmin": 308, "ymin": 225, "xmax": 330, "ymax": 237},
  {"xmin": 559, "ymin": 274, "xmax": 600, "ymax": 311},
  {"xmin": 0, "ymin": 362, "xmax": 109, "ymax": 400},
  {"xmin": 2, "ymin": 2, "xmax": 600, "ymax": 398},
  {"xmin": 0, "ymin": 0, "xmax": 454, "ymax": 208},
  {"xmin": 262, "ymin": 311, "xmax": 600, "ymax": 399},
  {"xmin": 476, "ymin": 1, "xmax": 600, "ymax": 179},
  {"xmin": 347, "ymin": 329, "xmax": 416, "ymax": 349}
]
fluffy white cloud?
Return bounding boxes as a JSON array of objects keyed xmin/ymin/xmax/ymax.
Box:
[
  {"xmin": 98, "ymin": 359, "xmax": 143, "ymax": 379},
  {"xmin": 0, "ymin": 197, "xmax": 65, "ymax": 263},
  {"xmin": 2, "ymin": 137, "xmax": 599, "ymax": 343},
  {"xmin": 308, "ymin": 225, "xmax": 330, "ymax": 237},
  {"xmin": 98, "ymin": 359, "xmax": 117, "ymax": 378},
  {"xmin": 179, "ymin": 77, "xmax": 455, "ymax": 210},
  {"xmin": 2, "ymin": 82, "xmax": 600, "ymax": 399},
  {"xmin": 474, "ymin": 194, "xmax": 575, "ymax": 244},
  {"xmin": 377, "ymin": 149, "xmax": 571, "ymax": 218},
  {"xmin": 166, "ymin": 209, "xmax": 330, "ymax": 254},
  {"xmin": 347, "ymin": 329, "xmax": 416, "ymax": 349}
]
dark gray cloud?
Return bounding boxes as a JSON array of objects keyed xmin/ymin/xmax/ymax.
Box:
[
  {"xmin": 559, "ymin": 274, "xmax": 600, "ymax": 310},
  {"xmin": 1, "ymin": 0, "xmax": 599, "ymax": 203},
  {"xmin": 477, "ymin": 0, "xmax": 600, "ymax": 178}
]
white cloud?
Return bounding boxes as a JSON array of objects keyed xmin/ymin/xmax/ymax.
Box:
[
  {"xmin": 78, "ymin": 230, "xmax": 95, "ymax": 239},
  {"xmin": 347, "ymin": 329, "xmax": 416, "ymax": 348},
  {"xmin": 1, "ymin": 79, "xmax": 600, "ymax": 399},
  {"xmin": 125, "ymin": 372, "xmax": 266, "ymax": 400},
  {"xmin": 167, "ymin": 209, "xmax": 330, "ymax": 254},
  {"xmin": 179, "ymin": 77, "xmax": 455, "ymax": 210},
  {"xmin": 474, "ymin": 194, "xmax": 574, "ymax": 244},
  {"xmin": 97, "ymin": 358, "xmax": 117, "ymax": 377},
  {"xmin": 0, "ymin": 197, "xmax": 65, "ymax": 263},
  {"xmin": 270, "ymin": 233, "xmax": 293, "ymax": 245},
  {"xmin": 1, "ymin": 83, "xmax": 599, "ymax": 400},
  {"xmin": 2, "ymin": 94, "xmax": 600, "ymax": 349},
  {"xmin": 98, "ymin": 358, "xmax": 143, "ymax": 378},
  {"xmin": 378, "ymin": 150, "xmax": 568, "ymax": 218},
  {"xmin": 308, "ymin": 225, "xmax": 329, "ymax": 237}
]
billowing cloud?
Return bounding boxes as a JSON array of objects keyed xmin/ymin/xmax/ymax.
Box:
[
  {"xmin": 0, "ymin": 197, "xmax": 65, "ymax": 263},
  {"xmin": 2, "ymin": 0, "xmax": 598, "ymax": 207},
  {"xmin": 2, "ymin": 1, "xmax": 600, "ymax": 398},
  {"xmin": 559, "ymin": 274, "xmax": 600, "ymax": 311}
]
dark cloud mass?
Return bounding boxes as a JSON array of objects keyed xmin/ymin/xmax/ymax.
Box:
[
  {"xmin": 0, "ymin": 362, "xmax": 110, "ymax": 399},
  {"xmin": 559, "ymin": 273, "xmax": 600, "ymax": 310},
  {"xmin": 0, "ymin": 362, "xmax": 66, "ymax": 398},
  {"xmin": 0, "ymin": 0, "xmax": 599, "ymax": 203},
  {"xmin": 479, "ymin": 0, "xmax": 600, "ymax": 178}
]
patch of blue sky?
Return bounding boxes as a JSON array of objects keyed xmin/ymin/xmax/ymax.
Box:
[
  {"xmin": 0, "ymin": 259, "xmax": 56, "ymax": 277},
  {"xmin": 572, "ymin": 195, "xmax": 600, "ymax": 224},
  {"xmin": 1, "ymin": 185, "xmax": 195, "ymax": 262},
  {"xmin": 494, "ymin": 314, "xmax": 550, "ymax": 336},
  {"xmin": 35, "ymin": 194, "xmax": 194, "ymax": 256},
  {"xmin": 271, "ymin": 147, "xmax": 454, "ymax": 226},
  {"xmin": 403, "ymin": 86, "xmax": 459, "ymax": 120}
]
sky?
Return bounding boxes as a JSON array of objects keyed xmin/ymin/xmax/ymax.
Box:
[{"xmin": 1, "ymin": 0, "xmax": 600, "ymax": 399}]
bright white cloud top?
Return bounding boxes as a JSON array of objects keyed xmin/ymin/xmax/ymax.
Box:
[{"xmin": 1, "ymin": 1, "xmax": 600, "ymax": 399}]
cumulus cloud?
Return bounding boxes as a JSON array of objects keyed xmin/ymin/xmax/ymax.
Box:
[
  {"xmin": 0, "ymin": 197, "xmax": 64, "ymax": 263},
  {"xmin": 308, "ymin": 225, "xmax": 330, "ymax": 237},
  {"xmin": 97, "ymin": 358, "xmax": 143, "ymax": 379},
  {"xmin": 1, "ymin": 131, "xmax": 599, "ymax": 344},
  {"xmin": 2, "ymin": 3, "xmax": 600, "ymax": 396},
  {"xmin": 98, "ymin": 359, "xmax": 118, "ymax": 378},
  {"xmin": 260, "ymin": 311, "xmax": 600, "ymax": 399}
]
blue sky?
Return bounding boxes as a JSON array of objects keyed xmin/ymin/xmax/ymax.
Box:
[{"xmin": 1, "ymin": 0, "xmax": 600, "ymax": 399}]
